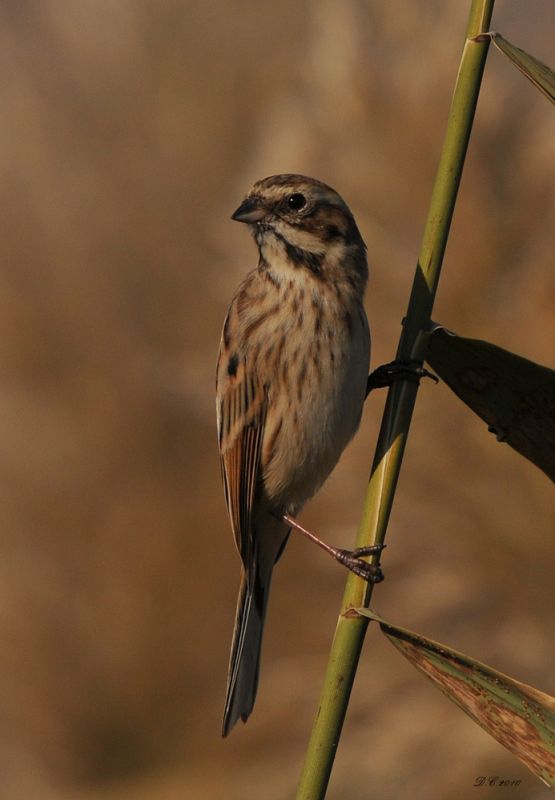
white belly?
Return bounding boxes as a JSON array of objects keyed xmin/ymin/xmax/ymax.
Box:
[{"xmin": 262, "ymin": 306, "xmax": 370, "ymax": 514}]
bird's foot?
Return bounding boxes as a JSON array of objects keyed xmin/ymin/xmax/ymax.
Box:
[
  {"xmin": 282, "ymin": 514, "xmax": 385, "ymax": 584},
  {"xmin": 334, "ymin": 544, "xmax": 385, "ymax": 583},
  {"xmin": 366, "ymin": 360, "xmax": 438, "ymax": 396}
]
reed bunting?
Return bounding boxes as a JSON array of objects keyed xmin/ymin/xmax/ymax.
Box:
[{"xmin": 217, "ymin": 174, "xmax": 383, "ymax": 736}]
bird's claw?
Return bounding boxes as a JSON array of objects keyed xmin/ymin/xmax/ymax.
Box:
[
  {"xmin": 351, "ymin": 544, "xmax": 386, "ymax": 558},
  {"xmin": 366, "ymin": 360, "xmax": 439, "ymax": 395},
  {"xmin": 334, "ymin": 546, "xmax": 385, "ymax": 584}
]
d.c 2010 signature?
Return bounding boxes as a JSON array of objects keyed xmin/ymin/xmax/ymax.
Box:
[{"xmin": 474, "ymin": 776, "xmax": 522, "ymax": 787}]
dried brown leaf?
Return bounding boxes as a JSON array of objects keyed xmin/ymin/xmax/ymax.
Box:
[
  {"xmin": 425, "ymin": 326, "xmax": 555, "ymax": 481},
  {"xmin": 473, "ymin": 32, "xmax": 555, "ymax": 104},
  {"xmin": 355, "ymin": 609, "xmax": 555, "ymax": 789}
]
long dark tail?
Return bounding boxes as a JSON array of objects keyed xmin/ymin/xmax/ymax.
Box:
[
  {"xmin": 221, "ymin": 563, "xmax": 269, "ymax": 737},
  {"xmin": 222, "ymin": 514, "xmax": 289, "ymax": 737}
]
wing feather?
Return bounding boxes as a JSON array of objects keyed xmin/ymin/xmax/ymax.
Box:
[{"xmin": 217, "ymin": 357, "xmax": 267, "ymax": 566}]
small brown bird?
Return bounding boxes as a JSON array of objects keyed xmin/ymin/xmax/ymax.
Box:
[{"xmin": 217, "ymin": 174, "xmax": 381, "ymax": 736}]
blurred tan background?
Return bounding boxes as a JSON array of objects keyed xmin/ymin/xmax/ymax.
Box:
[{"xmin": 0, "ymin": 1, "xmax": 553, "ymax": 798}]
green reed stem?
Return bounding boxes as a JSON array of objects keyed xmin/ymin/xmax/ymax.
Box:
[{"xmin": 296, "ymin": 2, "xmax": 495, "ymax": 797}]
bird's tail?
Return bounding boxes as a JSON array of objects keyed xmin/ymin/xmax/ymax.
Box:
[
  {"xmin": 222, "ymin": 561, "xmax": 270, "ymax": 737},
  {"xmin": 222, "ymin": 514, "xmax": 289, "ymax": 737}
]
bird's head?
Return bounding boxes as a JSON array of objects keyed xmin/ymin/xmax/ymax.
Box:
[{"xmin": 231, "ymin": 175, "xmax": 366, "ymax": 280}]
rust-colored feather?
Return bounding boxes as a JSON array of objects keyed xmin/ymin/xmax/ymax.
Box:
[{"xmin": 217, "ymin": 345, "xmax": 267, "ymax": 565}]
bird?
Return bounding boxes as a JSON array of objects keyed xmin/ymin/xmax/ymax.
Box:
[{"xmin": 217, "ymin": 174, "xmax": 383, "ymax": 737}]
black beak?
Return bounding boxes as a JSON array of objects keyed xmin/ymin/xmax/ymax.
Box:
[{"xmin": 231, "ymin": 196, "xmax": 266, "ymax": 224}]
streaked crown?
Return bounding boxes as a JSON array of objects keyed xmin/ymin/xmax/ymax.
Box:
[{"xmin": 232, "ymin": 174, "xmax": 365, "ymax": 251}]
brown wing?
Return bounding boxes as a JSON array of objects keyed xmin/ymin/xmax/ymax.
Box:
[{"xmin": 217, "ymin": 343, "xmax": 267, "ymax": 567}]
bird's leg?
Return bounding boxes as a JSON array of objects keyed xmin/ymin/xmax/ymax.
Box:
[
  {"xmin": 281, "ymin": 513, "xmax": 385, "ymax": 584},
  {"xmin": 366, "ymin": 360, "xmax": 438, "ymax": 397}
]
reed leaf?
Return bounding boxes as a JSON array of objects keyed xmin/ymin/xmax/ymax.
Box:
[
  {"xmin": 426, "ymin": 325, "xmax": 555, "ymax": 480},
  {"xmin": 354, "ymin": 608, "xmax": 555, "ymax": 790},
  {"xmin": 474, "ymin": 32, "xmax": 555, "ymax": 104}
]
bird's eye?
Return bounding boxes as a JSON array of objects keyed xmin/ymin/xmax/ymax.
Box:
[{"xmin": 287, "ymin": 193, "xmax": 307, "ymax": 211}]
